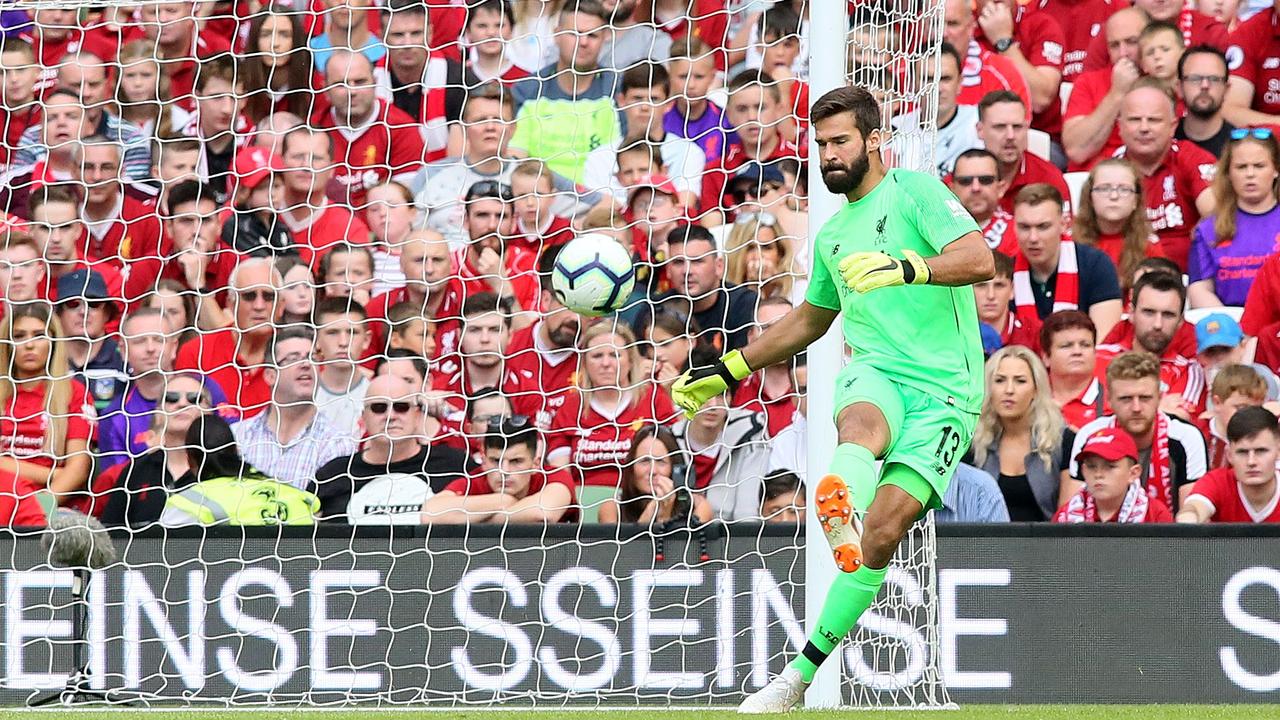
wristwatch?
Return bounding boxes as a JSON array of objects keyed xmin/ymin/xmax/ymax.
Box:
[{"xmin": 994, "ymin": 37, "xmax": 1016, "ymax": 54}]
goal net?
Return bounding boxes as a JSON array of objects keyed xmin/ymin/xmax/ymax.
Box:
[{"xmin": 0, "ymin": 0, "xmax": 949, "ymax": 708}]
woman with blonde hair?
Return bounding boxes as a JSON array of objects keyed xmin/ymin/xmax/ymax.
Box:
[
  {"xmin": 547, "ymin": 323, "xmax": 679, "ymax": 488},
  {"xmin": 724, "ymin": 215, "xmax": 796, "ymax": 302},
  {"xmin": 969, "ymin": 345, "xmax": 1076, "ymax": 521},
  {"xmin": 115, "ymin": 40, "xmax": 175, "ymax": 138},
  {"xmin": 0, "ymin": 303, "xmax": 93, "ymax": 516},
  {"xmin": 1072, "ymin": 158, "xmax": 1156, "ymax": 293},
  {"xmin": 1189, "ymin": 128, "xmax": 1280, "ymax": 307}
]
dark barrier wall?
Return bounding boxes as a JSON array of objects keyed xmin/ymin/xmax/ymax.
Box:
[{"xmin": 1, "ymin": 525, "xmax": 1278, "ymax": 706}]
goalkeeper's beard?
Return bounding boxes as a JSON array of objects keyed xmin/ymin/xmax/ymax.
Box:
[{"xmin": 821, "ymin": 153, "xmax": 870, "ymax": 195}]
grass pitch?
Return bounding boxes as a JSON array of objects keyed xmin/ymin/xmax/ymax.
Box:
[{"xmin": 1, "ymin": 707, "xmax": 1277, "ymax": 719}]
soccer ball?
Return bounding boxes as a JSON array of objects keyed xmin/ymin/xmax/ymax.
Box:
[{"xmin": 550, "ymin": 233, "xmax": 636, "ymax": 316}]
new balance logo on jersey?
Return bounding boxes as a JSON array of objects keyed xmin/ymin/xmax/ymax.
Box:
[{"xmin": 831, "ymin": 243, "xmax": 841, "ymax": 257}]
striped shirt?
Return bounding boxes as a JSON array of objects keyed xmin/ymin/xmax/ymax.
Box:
[
  {"xmin": 231, "ymin": 409, "xmax": 358, "ymax": 490},
  {"xmin": 14, "ymin": 112, "xmax": 151, "ymax": 180}
]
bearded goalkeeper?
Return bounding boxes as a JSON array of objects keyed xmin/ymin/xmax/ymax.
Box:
[{"xmin": 672, "ymin": 85, "xmax": 995, "ymax": 714}]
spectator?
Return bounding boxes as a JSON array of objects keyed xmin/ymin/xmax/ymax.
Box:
[
  {"xmin": 174, "ymin": 257, "xmax": 282, "ymax": 419},
  {"xmin": 1178, "ymin": 406, "xmax": 1280, "ymax": 523},
  {"xmin": 1203, "ymin": 363, "xmax": 1269, "ymax": 468},
  {"xmin": 161, "ymin": 413, "xmax": 319, "ymax": 526},
  {"xmin": 663, "ymin": 36, "xmax": 735, "ymax": 164},
  {"xmin": 279, "ymin": 127, "xmax": 370, "ymax": 266},
  {"xmin": 386, "ymin": 301, "xmax": 437, "ymax": 358},
  {"xmin": 28, "ymin": 184, "xmax": 121, "ymax": 300},
  {"xmin": 140, "ymin": 1, "xmax": 233, "ymax": 113},
  {"xmin": 1062, "ymin": 7, "xmax": 1146, "ymax": 171},
  {"xmin": 1054, "ymin": 429, "xmax": 1174, "ymax": 522},
  {"xmin": 1042, "ymin": 310, "xmax": 1106, "ymax": 431},
  {"xmin": 597, "ymin": 0, "xmax": 673, "ymax": 70},
  {"xmin": 240, "ymin": 8, "xmax": 315, "ymax": 126},
  {"xmin": 423, "ymin": 417, "xmax": 578, "ymax": 524},
  {"xmin": 891, "ymin": 43, "xmax": 982, "ymax": 177},
  {"xmin": 1011, "ymin": 184, "xmax": 1123, "ymax": 337},
  {"xmin": 509, "ymin": 159, "xmax": 576, "ymax": 254},
  {"xmin": 641, "ymin": 307, "xmax": 699, "ymax": 385},
  {"xmin": 756, "ymin": 2, "xmax": 810, "ymax": 141},
  {"xmin": 433, "ymin": 292, "xmax": 537, "ymax": 418},
  {"xmin": 313, "ymin": 297, "xmax": 371, "ymax": 436},
  {"xmin": 309, "ymin": 0, "xmax": 386, "ymax": 74},
  {"xmin": 149, "ymin": 137, "xmax": 201, "ymax": 207},
  {"xmin": 973, "ymin": 0, "xmax": 1067, "ymax": 162},
  {"xmin": 645, "ymin": 225, "xmax": 759, "ymax": 353},
  {"xmin": 363, "ymin": 181, "xmax": 414, "ymax": 294},
  {"xmin": 724, "ymin": 214, "xmax": 795, "ymax": 305},
  {"xmin": 1100, "ymin": 256, "xmax": 1202, "ymax": 357},
  {"xmin": 1072, "ymin": 158, "xmax": 1159, "ymax": 292},
  {"xmin": 1223, "ymin": 0, "xmax": 1280, "ymax": 127},
  {"xmin": 98, "ymin": 372, "xmax": 210, "ymax": 527},
  {"xmin": 732, "ymin": 297, "xmax": 798, "ymax": 435},
  {"xmin": 71, "ymin": 137, "xmax": 164, "ymax": 286},
  {"xmin": 221, "ymin": 146, "xmax": 295, "ymax": 258},
  {"xmin": 1190, "ymin": 128, "xmax": 1280, "ymax": 307},
  {"xmin": 0, "ymin": 302, "xmax": 93, "ymax": 511},
  {"xmin": 1069, "ymin": 351, "xmax": 1209, "ymax": 510},
  {"xmin": 318, "ymin": 242, "xmax": 376, "ymax": 307},
  {"xmin": 1241, "ymin": 250, "xmax": 1280, "ymax": 335},
  {"xmin": 176, "ymin": 57, "xmax": 245, "ymax": 200},
  {"xmin": 0, "ymin": 38, "xmax": 41, "ymax": 167},
  {"xmin": 767, "ymin": 358, "xmax": 808, "ymax": 477},
  {"xmin": 313, "ymin": 374, "xmax": 472, "ymax": 522},
  {"xmin": 509, "ymin": 1, "xmax": 619, "ymax": 183},
  {"xmin": 1195, "ymin": 313, "xmax": 1280, "ymax": 395},
  {"xmin": 366, "ymin": 230, "xmax": 462, "ymax": 359},
  {"xmin": 54, "ymin": 269, "xmax": 125, "ymax": 412},
  {"xmin": 315, "ymin": 49, "xmax": 427, "ymax": 211},
  {"xmin": 1117, "ymin": 80, "xmax": 1219, "ymax": 271},
  {"xmin": 454, "ymin": 180, "xmax": 539, "ymax": 315},
  {"xmin": 941, "ymin": 0, "xmax": 1032, "ymax": 109},
  {"xmin": 700, "ymin": 70, "xmax": 803, "ymax": 217},
  {"xmin": 952, "ymin": 149, "xmax": 1017, "ymax": 256},
  {"xmin": 547, "ymin": 323, "xmax": 678, "ymax": 487},
  {"xmin": 450, "ymin": 0, "xmax": 528, "ymax": 85},
  {"xmin": 969, "ymin": 346, "xmax": 1076, "ymax": 521},
  {"xmin": 278, "ymin": 257, "xmax": 316, "ymax": 326},
  {"xmin": 1037, "ymin": 0, "xmax": 1128, "ymax": 81},
  {"xmin": 672, "ymin": 387, "xmax": 770, "ymax": 520},
  {"xmin": 1197, "ymin": 0, "xmax": 1246, "ymax": 29},
  {"xmin": 142, "ymin": 279, "xmax": 197, "ymax": 348},
  {"xmin": 1097, "ymin": 271, "xmax": 1208, "ymax": 422},
  {"xmin": 0, "ymin": 231, "xmax": 44, "ymax": 307},
  {"xmin": 759, "ymin": 469, "xmax": 806, "ymax": 523},
  {"xmin": 97, "ymin": 308, "xmax": 190, "ymax": 469},
  {"xmin": 155, "ymin": 180, "xmax": 235, "ymax": 330},
  {"xmin": 582, "ymin": 63, "xmax": 705, "ymax": 206},
  {"xmin": 1137, "ymin": 21, "xmax": 1186, "ymax": 98},
  {"xmin": 383, "ymin": 0, "xmax": 451, "ymax": 144},
  {"xmin": 934, "ymin": 463, "xmax": 1013, "ymax": 522},
  {"xmin": 598, "ymin": 425, "xmax": 714, "ymax": 524},
  {"xmin": 0, "ymin": 88, "xmax": 89, "ymax": 209},
  {"xmin": 1088, "ymin": 0, "xmax": 1230, "ymax": 73},
  {"xmin": 978, "ymin": 91, "xmax": 1069, "ymax": 212},
  {"xmin": 447, "ymin": 387, "xmax": 512, "ymax": 462},
  {"xmin": 977, "ymin": 251, "xmax": 1040, "ymax": 352},
  {"xmin": 626, "ymin": 176, "xmax": 687, "ymax": 288},
  {"xmin": 232, "ymin": 326, "xmax": 356, "ymax": 490},
  {"xmin": 505, "ymin": 261, "xmax": 584, "ymax": 428},
  {"xmin": 1176, "ymin": 45, "xmax": 1237, "ymax": 157},
  {"xmin": 21, "ymin": 8, "xmax": 116, "ymax": 94}
]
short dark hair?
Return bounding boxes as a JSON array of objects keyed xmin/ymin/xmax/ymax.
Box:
[
  {"xmin": 466, "ymin": 386, "xmax": 509, "ymax": 421},
  {"xmin": 1227, "ymin": 406, "xmax": 1280, "ymax": 443},
  {"xmin": 1178, "ymin": 44, "xmax": 1228, "ymax": 80},
  {"xmin": 461, "ymin": 291, "xmax": 512, "ymax": 324},
  {"xmin": 560, "ymin": 0, "xmax": 607, "ymax": 23},
  {"xmin": 760, "ymin": 469, "xmax": 803, "ymax": 503},
  {"xmin": 312, "ymin": 296, "xmax": 368, "ymax": 325},
  {"xmin": 1140, "ymin": 20, "xmax": 1184, "ymax": 47},
  {"xmin": 759, "ymin": 3, "xmax": 802, "ymax": 41},
  {"xmin": 666, "ymin": 223, "xmax": 715, "ymax": 251},
  {"xmin": 266, "ymin": 325, "xmax": 315, "ymax": 368},
  {"xmin": 484, "ymin": 423, "xmax": 540, "ymax": 454},
  {"xmin": 377, "ymin": 348, "xmax": 429, "ymax": 383},
  {"xmin": 28, "ymin": 183, "xmax": 80, "ymax": 217},
  {"xmin": 461, "ymin": 82, "xmax": 515, "ymax": 120},
  {"xmin": 167, "ymin": 180, "xmax": 220, "ymax": 212},
  {"xmin": 939, "ymin": 41, "xmax": 962, "ymax": 72},
  {"xmin": 727, "ymin": 68, "xmax": 783, "ymax": 104},
  {"xmin": 1131, "ymin": 269, "xmax": 1187, "ymax": 311},
  {"xmin": 620, "ymin": 62, "xmax": 669, "ymax": 96},
  {"xmin": 1014, "ymin": 183, "xmax": 1064, "ymax": 210},
  {"xmin": 1137, "ymin": 256, "xmax": 1182, "ymax": 280},
  {"xmin": 810, "ymin": 85, "xmax": 881, "ymax": 139},
  {"xmin": 1040, "ymin": 309, "xmax": 1097, "ymax": 351},
  {"xmin": 991, "ymin": 250, "xmax": 1014, "ymax": 280},
  {"xmin": 466, "ymin": 0, "xmax": 513, "ymax": 26},
  {"xmin": 954, "ymin": 148, "xmax": 1000, "ymax": 172},
  {"xmin": 978, "ymin": 89, "xmax": 1026, "ymax": 120}
]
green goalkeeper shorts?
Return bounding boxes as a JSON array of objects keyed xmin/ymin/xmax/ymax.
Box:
[{"xmin": 832, "ymin": 362, "xmax": 978, "ymax": 512}]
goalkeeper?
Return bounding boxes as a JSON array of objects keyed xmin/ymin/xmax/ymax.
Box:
[{"xmin": 672, "ymin": 85, "xmax": 995, "ymax": 714}]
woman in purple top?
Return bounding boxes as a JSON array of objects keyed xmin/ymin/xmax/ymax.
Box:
[{"xmin": 1190, "ymin": 128, "xmax": 1280, "ymax": 308}]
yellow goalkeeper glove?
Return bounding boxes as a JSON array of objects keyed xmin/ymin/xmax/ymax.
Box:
[
  {"xmin": 671, "ymin": 350, "xmax": 753, "ymax": 419},
  {"xmin": 838, "ymin": 250, "xmax": 932, "ymax": 293}
]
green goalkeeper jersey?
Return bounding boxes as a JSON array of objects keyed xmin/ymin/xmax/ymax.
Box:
[{"xmin": 805, "ymin": 168, "xmax": 985, "ymax": 414}]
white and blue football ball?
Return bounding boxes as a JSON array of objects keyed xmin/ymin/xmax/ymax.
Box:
[{"xmin": 551, "ymin": 233, "xmax": 636, "ymax": 317}]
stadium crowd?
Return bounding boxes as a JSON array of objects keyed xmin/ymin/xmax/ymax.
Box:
[{"xmin": 0, "ymin": 0, "xmax": 1278, "ymax": 529}]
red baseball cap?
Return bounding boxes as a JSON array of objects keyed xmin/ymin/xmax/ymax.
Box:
[
  {"xmin": 1075, "ymin": 430, "xmax": 1139, "ymax": 463},
  {"xmin": 233, "ymin": 146, "xmax": 285, "ymax": 191},
  {"xmin": 627, "ymin": 174, "xmax": 680, "ymax": 204}
]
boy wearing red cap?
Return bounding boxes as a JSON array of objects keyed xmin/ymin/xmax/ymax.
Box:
[
  {"xmin": 1178, "ymin": 407, "xmax": 1280, "ymax": 524},
  {"xmin": 1055, "ymin": 428, "xmax": 1173, "ymax": 523},
  {"xmin": 222, "ymin": 146, "xmax": 295, "ymax": 257}
]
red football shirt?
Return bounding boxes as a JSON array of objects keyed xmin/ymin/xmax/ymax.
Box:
[
  {"xmin": 1086, "ymin": 8, "xmax": 1229, "ymax": 73},
  {"xmin": 1118, "ymin": 140, "xmax": 1216, "ymax": 272},
  {"xmin": 981, "ymin": 208, "xmax": 1020, "ymax": 257},
  {"xmin": 699, "ymin": 134, "xmax": 804, "ymax": 217},
  {"xmin": 282, "ymin": 199, "xmax": 372, "ymax": 267},
  {"xmin": 314, "ymin": 99, "xmax": 427, "ymax": 212},
  {"xmin": 1063, "ymin": 69, "xmax": 1123, "ymax": 171},
  {"xmin": 451, "ymin": 245, "xmax": 540, "ymax": 312},
  {"xmin": 366, "ymin": 279, "xmax": 466, "ymax": 360},
  {"xmin": 1036, "ymin": 0, "xmax": 1126, "ymax": 81},
  {"xmin": 1227, "ymin": 9, "xmax": 1280, "ymax": 120},
  {"xmin": 174, "ymin": 328, "xmax": 271, "ymax": 419},
  {"xmin": 1188, "ymin": 468, "xmax": 1280, "ymax": 523},
  {"xmin": 1096, "ymin": 341, "xmax": 1207, "ymax": 418},
  {"xmin": 0, "ymin": 380, "xmax": 93, "ymax": 465},
  {"xmin": 545, "ymin": 384, "xmax": 679, "ymax": 487},
  {"xmin": 505, "ymin": 323, "xmax": 579, "ymax": 430},
  {"xmin": 443, "ymin": 467, "xmax": 579, "ymax": 523},
  {"xmin": 956, "ymin": 42, "xmax": 1033, "ymax": 114},
  {"xmin": 977, "ymin": 5, "xmax": 1066, "ymax": 135},
  {"xmin": 1242, "ymin": 252, "xmax": 1280, "ymax": 335},
  {"xmin": 1059, "ymin": 375, "xmax": 1105, "ymax": 431},
  {"xmin": 0, "ymin": 468, "xmax": 46, "ymax": 528},
  {"xmin": 1254, "ymin": 321, "xmax": 1280, "ymax": 375},
  {"xmin": 512, "ymin": 215, "xmax": 575, "ymax": 257},
  {"xmin": 1101, "ymin": 318, "xmax": 1198, "ymax": 361},
  {"xmin": 23, "ymin": 29, "xmax": 120, "ymax": 95},
  {"xmin": 161, "ymin": 33, "xmax": 235, "ymax": 112},
  {"xmin": 1001, "ymin": 153, "xmax": 1072, "ymax": 213},
  {"xmin": 431, "ymin": 363, "xmax": 542, "ymax": 420},
  {"xmin": 731, "ymin": 373, "xmax": 796, "ymax": 438}
]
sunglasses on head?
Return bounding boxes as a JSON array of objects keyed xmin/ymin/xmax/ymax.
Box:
[
  {"xmin": 487, "ymin": 414, "xmax": 532, "ymax": 431},
  {"xmin": 366, "ymin": 400, "xmax": 422, "ymax": 415},
  {"xmin": 1231, "ymin": 127, "xmax": 1274, "ymax": 141},
  {"xmin": 163, "ymin": 391, "xmax": 205, "ymax": 405},
  {"xmin": 465, "ymin": 180, "xmax": 513, "ymax": 202}
]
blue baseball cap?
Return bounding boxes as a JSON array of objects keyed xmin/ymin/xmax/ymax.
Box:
[{"xmin": 1196, "ymin": 313, "xmax": 1244, "ymax": 353}]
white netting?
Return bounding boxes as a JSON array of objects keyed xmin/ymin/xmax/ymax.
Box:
[{"xmin": 0, "ymin": 0, "xmax": 949, "ymax": 709}]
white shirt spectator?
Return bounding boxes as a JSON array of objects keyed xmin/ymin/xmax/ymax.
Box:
[
  {"xmin": 232, "ymin": 410, "xmax": 358, "ymax": 490},
  {"xmin": 315, "ymin": 374, "xmax": 370, "ymax": 438},
  {"xmin": 580, "ymin": 135, "xmax": 706, "ymax": 205},
  {"xmin": 889, "ymin": 105, "xmax": 982, "ymax": 177}
]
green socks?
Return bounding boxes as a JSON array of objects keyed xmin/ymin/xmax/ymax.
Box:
[
  {"xmin": 830, "ymin": 442, "xmax": 878, "ymax": 512},
  {"xmin": 789, "ymin": 564, "xmax": 890, "ymax": 683}
]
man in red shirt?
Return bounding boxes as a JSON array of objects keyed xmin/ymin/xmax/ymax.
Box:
[
  {"xmin": 1086, "ymin": 0, "xmax": 1230, "ymax": 73},
  {"xmin": 421, "ymin": 418, "xmax": 577, "ymax": 524},
  {"xmin": 452, "ymin": 180, "xmax": 539, "ymax": 314},
  {"xmin": 140, "ymin": 1, "xmax": 233, "ymax": 112},
  {"xmin": 313, "ymin": 49, "xmax": 428, "ymax": 213},
  {"xmin": 976, "ymin": 250, "xmax": 1041, "ymax": 351},
  {"xmin": 367, "ymin": 229, "xmax": 464, "ymax": 359},
  {"xmin": 73, "ymin": 138, "xmax": 164, "ymax": 299},
  {"xmin": 974, "ymin": 0, "xmax": 1066, "ymax": 144},
  {"xmin": 279, "ymin": 127, "xmax": 370, "ymax": 267},
  {"xmin": 0, "ymin": 38, "xmax": 41, "ymax": 168},
  {"xmin": 1116, "ymin": 80, "xmax": 1217, "ymax": 270},
  {"xmin": 943, "ymin": 0, "xmax": 1033, "ymax": 111},
  {"xmin": 28, "ymin": 184, "xmax": 124, "ymax": 302},
  {"xmin": 699, "ymin": 69, "xmax": 803, "ymax": 218},
  {"xmin": 978, "ymin": 91, "xmax": 1071, "ymax": 212},
  {"xmin": 174, "ymin": 257, "xmax": 282, "ymax": 419},
  {"xmin": 152, "ymin": 180, "xmax": 238, "ymax": 330},
  {"xmin": 731, "ymin": 296, "xmax": 798, "ymax": 437},
  {"xmin": 952, "ymin": 149, "xmax": 1018, "ymax": 256},
  {"xmin": 1063, "ymin": 7, "xmax": 1147, "ymax": 170},
  {"xmin": 505, "ymin": 264, "xmax": 584, "ymax": 430},
  {"xmin": 1178, "ymin": 406, "xmax": 1280, "ymax": 523},
  {"xmin": 1036, "ymin": 0, "xmax": 1128, "ymax": 81},
  {"xmin": 0, "ymin": 232, "xmax": 47, "ymax": 308},
  {"xmin": 1223, "ymin": 0, "xmax": 1280, "ymax": 127},
  {"xmin": 432, "ymin": 292, "xmax": 538, "ymax": 418},
  {"xmin": 1054, "ymin": 428, "xmax": 1173, "ymax": 522},
  {"xmin": 1242, "ymin": 250, "xmax": 1280, "ymax": 335},
  {"xmin": 383, "ymin": 0, "xmax": 451, "ymax": 161},
  {"xmin": 1096, "ymin": 271, "xmax": 1208, "ymax": 422},
  {"xmin": 21, "ymin": 7, "xmax": 118, "ymax": 95}
]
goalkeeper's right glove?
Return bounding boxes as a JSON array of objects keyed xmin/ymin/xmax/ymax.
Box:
[{"xmin": 671, "ymin": 350, "xmax": 753, "ymax": 419}]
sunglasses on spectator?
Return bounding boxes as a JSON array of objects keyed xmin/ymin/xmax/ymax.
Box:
[
  {"xmin": 1231, "ymin": 128, "xmax": 1274, "ymax": 141},
  {"xmin": 163, "ymin": 391, "xmax": 206, "ymax": 405},
  {"xmin": 1090, "ymin": 184, "xmax": 1138, "ymax": 197},
  {"xmin": 366, "ymin": 400, "xmax": 422, "ymax": 415},
  {"xmin": 487, "ymin": 414, "xmax": 533, "ymax": 431},
  {"xmin": 954, "ymin": 174, "xmax": 998, "ymax": 187},
  {"xmin": 238, "ymin": 289, "xmax": 276, "ymax": 303}
]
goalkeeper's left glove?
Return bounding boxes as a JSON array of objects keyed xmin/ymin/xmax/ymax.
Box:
[
  {"xmin": 671, "ymin": 349, "xmax": 753, "ymax": 419},
  {"xmin": 838, "ymin": 250, "xmax": 932, "ymax": 293}
]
